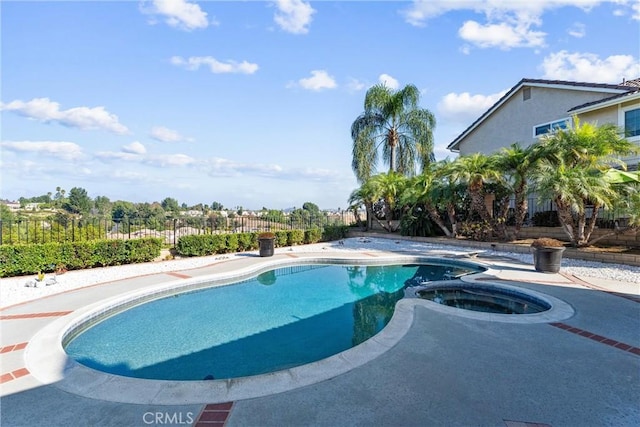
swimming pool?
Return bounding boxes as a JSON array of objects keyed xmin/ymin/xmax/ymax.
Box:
[{"xmin": 64, "ymin": 261, "xmax": 483, "ymax": 381}]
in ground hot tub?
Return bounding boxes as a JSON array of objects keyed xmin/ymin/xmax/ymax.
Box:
[
  {"xmin": 415, "ymin": 284, "xmax": 551, "ymax": 314},
  {"xmin": 409, "ymin": 279, "xmax": 575, "ymax": 323}
]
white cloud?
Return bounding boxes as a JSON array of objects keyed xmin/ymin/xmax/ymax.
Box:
[
  {"xmin": 346, "ymin": 78, "xmax": 366, "ymax": 92},
  {"xmin": 378, "ymin": 74, "xmax": 399, "ymax": 90},
  {"xmin": 541, "ymin": 50, "xmax": 640, "ymax": 83},
  {"xmin": 0, "ymin": 98, "xmax": 129, "ymax": 134},
  {"xmin": 203, "ymin": 157, "xmax": 340, "ymax": 182},
  {"xmin": 400, "ymin": 1, "xmax": 638, "ymax": 50},
  {"xmin": 402, "ymin": 1, "xmax": 617, "ymax": 26},
  {"xmin": 437, "ymin": 90, "xmax": 508, "ymax": 123},
  {"xmin": 149, "ymin": 126, "xmax": 192, "ymax": 143},
  {"xmin": 141, "ymin": 0, "xmax": 209, "ymax": 31},
  {"xmin": 614, "ymin": 1, "xmax": 640, "ymax": 19},
  {"xmin": 291, "ymin": 70, "xmax": 337, "ymax": 91},
  {"xmin": 273, "ymin": 0, "xmax": 315, "ymax": 34},
  {"xmin": 95, "ymin": 151, "xmax": 142, "ymax": 162},
  {"xmin": 567, "ymin": 22, "xmax": 586, "ymax": 37},
  {"xmin": 122, "ymin": 141, "xmax": 147, "ymax": 154},
  {"xmin": 206, "ymin": 157, "xmax": 282, "ymax": 177},
  {"xmin": 95, "ymin": 150, "xmax": 195, "ymax": 167},
  {"xmin": 170, "ymin": 56, "xmax": 259, "ymax": 74},
  {"xmin": 458, "ymin": 20, "xmax": 546, "ymax": 49},
  {"xmin": 145, "ymin": 153, "xmax": 196, "ymax": 167},
  {"xmin": 111, "ymin": 169, "xmax": 151, "ymax": 181},
  {"xmin": 0, "ymin": 140, "xmax": 84, "ymax": 161}
]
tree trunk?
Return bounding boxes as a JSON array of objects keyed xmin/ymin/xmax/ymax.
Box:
[
  {"xmin": 556, "ymin": 199, "xmax": 576, "ymax": 244},
  {"xmin": 352, "ymin": 208, "xmax": 362, "ymax": 228},
  {"xmin": 577, "ymin": 211, "xmax": 586, "ymax": 244},
  {"xmin": 580, "ymin": 202, "xmax": 601, "ymax": 247},
  {"xmin": 514, "ymin": 181, "xmax": 528, "ymax": 237},
  {"xmin": 447, "ymin": 203, "xmax": 458, "ymax": 237},
  {"xmin": 425, "ymin": 204, "xmax": 453, "ymax": 237},
  {"xmin": 383, "ymin": 198, "xmax": 394, "ymax": 231},
  {"xmin": 365, "ymin": 202, "xmax": 373, "ymax": 230},
  {"xmin": 495, "ymin": 194, "xmax": 511, "ymax": 240},
  {"xmin": 587, "ymin": 225, "xmax": 639, "ymax": 246},
  {"xmin": 470, "ymin": 190, "xmax": 491, "ymax": 221},
  {"xmin": 389, "ymin": 146, "xmax": 396, "ymax": 173}
]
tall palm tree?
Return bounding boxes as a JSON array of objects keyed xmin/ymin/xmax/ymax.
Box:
[{"xmin": 351, "ymin": 84, "xmax": 436, "ymax": 183}]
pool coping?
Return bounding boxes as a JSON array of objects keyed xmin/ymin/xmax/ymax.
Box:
[{"xmin": 24, "ymin": 253, "xmax": 574, "ymax": 405}]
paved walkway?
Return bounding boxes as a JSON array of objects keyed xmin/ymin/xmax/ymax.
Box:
[{"xmin": 1, "ymin": 249, "xmax": 639, "ymax": 427}]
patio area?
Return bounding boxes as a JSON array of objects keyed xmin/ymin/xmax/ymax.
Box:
[{"xmin": 1, "ymin": 238, "xmax": 639, "ymax": 427}]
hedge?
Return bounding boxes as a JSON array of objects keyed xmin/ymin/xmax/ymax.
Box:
[
  {"xmin": 0, "ymin": 225, "xmax": 352, "ymax": 277},
  {"xmin": 175, "ymin": 227, "xmax": 347, "ymax": 258},
  {"xmin": 0, "ymin": 238, "xmax": 163, "ymax": 278}
]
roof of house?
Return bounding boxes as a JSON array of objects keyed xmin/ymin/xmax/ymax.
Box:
[
  {"xmin": 621, "ymin": 77, "xmax": 640, "ymax": 88},
  {"xmin": 569, "ymin": 88, "xmax": 640, "ymax": 113},
  {"xmin": 568, "ymin": 77, "xmax": 640, "ymax": 113},
  {"xmin": 447, "ymin": 78, "xmax": 638, "ymax": 152}
]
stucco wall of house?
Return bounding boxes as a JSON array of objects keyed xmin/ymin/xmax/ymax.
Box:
[
  {"xmin": 456, "ymin": 86, "xmax": 621, "ymax": 156},
  {"xmin": 577, "ymin": 105, "xmax": 617, "ymax": 125},
  {"xmin": 578, "ymin": 103, "xmax": 640, "ymax": 169},
  {"xmin": 620, "ymin": 98, "xmax": 640, "ymax": 169}
]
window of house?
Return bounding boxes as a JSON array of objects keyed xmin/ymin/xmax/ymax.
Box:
[
  {"xmin": 624, "ymin": 108, "xmax": 640, "ymax": 137},
  {"xmin": 523, "ymin": 87, "xmax": 531, "ymax": 101},
  {"xmin": 533, "ymin": 118, "xmax": 569, "ymax": 137}
]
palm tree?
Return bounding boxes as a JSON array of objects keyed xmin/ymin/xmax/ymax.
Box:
[
  {"xmin": 348, "ymin": 179, "xmax": 378, "ymax": 230},
  {"xmin": 447, "ymin": 153, "xmax": 502, "ymax": 222},
  {"xmin": 351, "ymin": 84, "xmax": 436, "ymax": 183},
  {"xmin": 533, "ymin": 117, "xmax": 640, "ymax": 246},
  {"xmin": 401, "ymin": 161, "xmax": 460, "ymax": 237},
  {"xmin": 368, "ymin": 172, "xmax": 407, "ymax": 232},
  {"xmin": 535, "ymin": 117, "xmax": 638, "ymax": 171},
  {"xmin": 535, "ymin": 160, "xmax": 617, "ymax": 245},
  {"xmin": 494, "ymin": 143, "xmax": 540, "ymax": 237}
]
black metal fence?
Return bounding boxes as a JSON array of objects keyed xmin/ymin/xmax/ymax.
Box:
[
  {"xmin": 0, "ymin": 212, "xmax": 358, "ymax": 246},
  {"xmin": 500, "ymin": 197, "xmax": 631, "ymax": 229}
]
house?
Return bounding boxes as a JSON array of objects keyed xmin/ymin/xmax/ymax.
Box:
[{"xmin": 447, "ymin": 77, "xmax": 640, "ymax": 169}]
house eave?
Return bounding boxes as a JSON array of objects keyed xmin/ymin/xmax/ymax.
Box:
[{"xmin": 569, "ymin": 91, "xmax": 640, "ymax": 115}]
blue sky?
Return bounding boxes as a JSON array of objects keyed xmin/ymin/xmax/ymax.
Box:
[{"xmin": 2, "ymin": 0, "xmax": 639, "ymax": 210}]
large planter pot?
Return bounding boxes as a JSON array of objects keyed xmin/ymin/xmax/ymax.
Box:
[
  {"xmin": 532, "ymin": 246, "xmax": 565, "ymax": 273},
  {"xmin": 258, "ymin": 237, "xmax": 275, "ymax": 257}
]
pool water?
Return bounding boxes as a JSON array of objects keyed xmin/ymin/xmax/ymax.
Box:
[
  {"xmin": 65, "ymin": 262, "xmax": 481, "ymax": 381},
  {"xmin": 416, "ymin": 286, "xmax": 550, "ymax": 314}
]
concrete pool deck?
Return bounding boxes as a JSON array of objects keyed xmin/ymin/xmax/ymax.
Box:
[{"xmin": 1, "ymin": 244, "xmax": 639, "ymax": 426}]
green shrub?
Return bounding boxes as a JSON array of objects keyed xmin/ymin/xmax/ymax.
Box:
[
  {"xmin": 399, "ymin": 209, "xmax": 443, "ymax": 237},
  {"xmin": 275, "ymin": 230, "xmax": 288, "ymax": 247},
  {"xmin": 225, "ymin": 234, "xmax": 239, "ymax": 253},
  {"xmin": 322, "ymin": 225, "xmax": 349, "ymax": 241},
  {"xmin": 457, "ymin": 221, "xmax": 494, "ymax": 241},
  {"xmin": 237, "ymin": 232, "xmax": 257, "ymax": 251},
  {"xmin": 304, "ymin": 228, "xmax": 322, "ymax": 244},
  {"xmin": 0, "ymin": 238, "xmax": 162, "ymax": 277},
  {"xmin": 93, "ymin": 240, "xmax": 128, "ymax": 266},
  {"xmin": 176, "ymin": 234, "xmax": 226, "ymax": 256},
  {"xmin": 288, "ymin": 229, "xmax": 305, "ymax": 246},
  {"xmin": 126, "ymin": 238, "xmax": 163, "ymax": 263}
]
